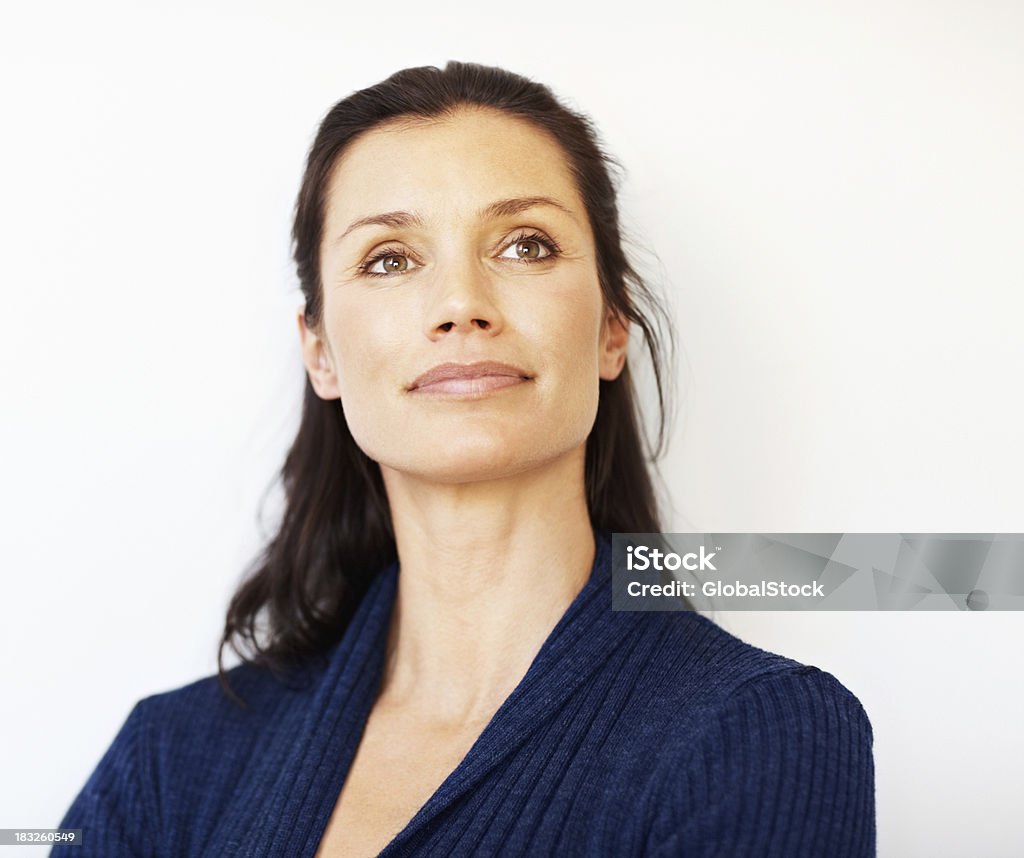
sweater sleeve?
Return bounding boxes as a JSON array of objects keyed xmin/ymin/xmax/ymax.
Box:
[
  {"xmin": 50, "ymin": 700, "xmax": 157, "ymax": 858},
  {"xmin": 649, "ymin": 665, "xmax": 876, "ymax": 858}
]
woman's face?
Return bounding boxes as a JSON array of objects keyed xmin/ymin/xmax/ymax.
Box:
[{"xmin": 301, "ymin": 106, "xmax": 628, "ymax": 485}]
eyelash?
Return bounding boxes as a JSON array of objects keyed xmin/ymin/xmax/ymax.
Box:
[{"xmin": 356, "ymin": 230, "xmax": 563, "ymax": 279}]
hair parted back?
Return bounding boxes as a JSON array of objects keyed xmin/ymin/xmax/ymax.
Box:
[{"xmin": 217, "ymin": 60, "xmax": 679, "ymax": 707}]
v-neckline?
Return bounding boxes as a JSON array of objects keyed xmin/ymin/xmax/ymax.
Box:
[{"xmin": 225, "ymin": 530, "xmax": 641, "ymax": 857}]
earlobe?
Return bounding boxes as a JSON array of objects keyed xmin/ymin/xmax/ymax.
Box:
[{"xmin": 297, "ymin": 308, "xmax": 341, "ymax": 401}]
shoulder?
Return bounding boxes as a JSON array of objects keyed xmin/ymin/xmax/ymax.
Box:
[
  {"xmin": 606, "ymin": 609, "xmax": 874, "ymax": 766},
  {"xmin": 130, "ymin": 656, "xmax": 325, "ymax": 771},
  {"xmin": 127, "ymin": 657, "xmax": 327, "ymax": 805},
  {"xmin": 53, "ymin": 658, "xmax": 329, "ymax": 855},
  {"xmin": 52, "ymin": 661, "xmax": 309, "ymax": 856},
  {"xmin": 623, "ymin": 613, "xmax": 876, "ymax": 856},
  {"xmin": 623, "ymin": 608, "xmax": 869, "ymax": 711},
  {"xmin": 137, "ymin": 657, "xmax": 314, "ymax": 723}
]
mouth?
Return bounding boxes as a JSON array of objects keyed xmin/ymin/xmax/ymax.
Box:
[{"xmin": 407, "ymin": 361, "xmax": 533, "ymax": 398}]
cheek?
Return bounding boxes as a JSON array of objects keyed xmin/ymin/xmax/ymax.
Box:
[
  {"xmin": 324, "ymin": 296, "xmax": 400, "ymax": 400},
  {"xmin": 538, "ymin": 293, "xmax": 604, "ymax": 378},
  {"xmin": 527, "ymin": 296, "xmax": 605, "ymax": 419}
]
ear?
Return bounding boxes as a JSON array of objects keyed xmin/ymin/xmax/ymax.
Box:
[
  {"xmin": 599, "ymin": 306, "xmax": 629, "ymax": 381},
  {"xmin": 297, "ymin": 306, "xmax": 341, "ymax": 400}
]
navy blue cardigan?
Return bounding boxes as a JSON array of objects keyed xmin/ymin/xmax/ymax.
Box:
[{"xmin": 54, "ymin": 533, "xmax": 875, "ymax": 856}]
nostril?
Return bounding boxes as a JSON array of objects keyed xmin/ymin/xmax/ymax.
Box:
[{"xmin": 437, "ymin": 319, "xmax": 491, "ymax": 332}]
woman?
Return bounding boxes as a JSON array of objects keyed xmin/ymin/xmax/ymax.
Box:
[{"xmin": 55, "ymin": 61, "xmax": 875, "ymax": 857}]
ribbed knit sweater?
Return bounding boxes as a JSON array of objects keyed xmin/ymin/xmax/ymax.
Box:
[{"xmin": 53, "ymin": 532, "xmax": 876, "ymax": 857}]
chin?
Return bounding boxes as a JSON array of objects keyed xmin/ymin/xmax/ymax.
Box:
[
  {"xmin": 379, "ymin": 438, "xmax": 563, "ymax": 485},
  {"xmin": 408, "ymin": 451, "xmax": 537, "ymax": 484}
]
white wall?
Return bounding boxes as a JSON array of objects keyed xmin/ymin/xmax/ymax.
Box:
[{"xmin": 1, "ymin": 1, "xmax": 1021, "ymax": 856}]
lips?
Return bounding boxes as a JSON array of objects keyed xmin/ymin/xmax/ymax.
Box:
[{"xmin": 408, "ymin": 361, "xmax": 533, "ymax": 393}]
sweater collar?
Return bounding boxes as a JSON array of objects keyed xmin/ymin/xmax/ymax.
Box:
[{"xmin": 227, "ymin": 529, "xmax": 641, "ymax": 857}]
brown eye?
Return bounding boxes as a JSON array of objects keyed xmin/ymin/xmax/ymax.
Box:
[
  {"xmin": 363, "ymin": 252, "xmax": 417, "ymax": 277},
  {"xmin": 516, "ymin": 240, "xmax": 541, "ymax": 259},
  {"xmin": 499, "ymin": 236, "xmax": 554, "ymax": 262}
]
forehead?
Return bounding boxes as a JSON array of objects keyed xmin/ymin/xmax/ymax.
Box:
[{"xmin": 323, "ymin": 107, "xmax": 584, "ymax": 225}]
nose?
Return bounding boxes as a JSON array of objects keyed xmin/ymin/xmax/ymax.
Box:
[{"xmin": 423, "ymin": 257, "xmax": 505, "ymax": 340}]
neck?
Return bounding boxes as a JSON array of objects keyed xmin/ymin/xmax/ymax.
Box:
[{"xmin": 376, "ymin": 447, "xmax": 597, "ymax": 725}]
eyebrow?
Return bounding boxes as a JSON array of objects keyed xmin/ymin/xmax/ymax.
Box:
[{"xmin": 333, "ymin": 195, "xmax": 578, "ymax": 246}]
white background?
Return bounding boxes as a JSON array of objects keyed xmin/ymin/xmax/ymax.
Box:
[{"xmin": 1, "ymin": 1, "xmax": 1022, "ymax": 856}]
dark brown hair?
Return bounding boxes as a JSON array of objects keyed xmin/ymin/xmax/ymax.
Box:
[{"xmin": 217, "ymin": 61, "xmax": 680, "ymax": 707}]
